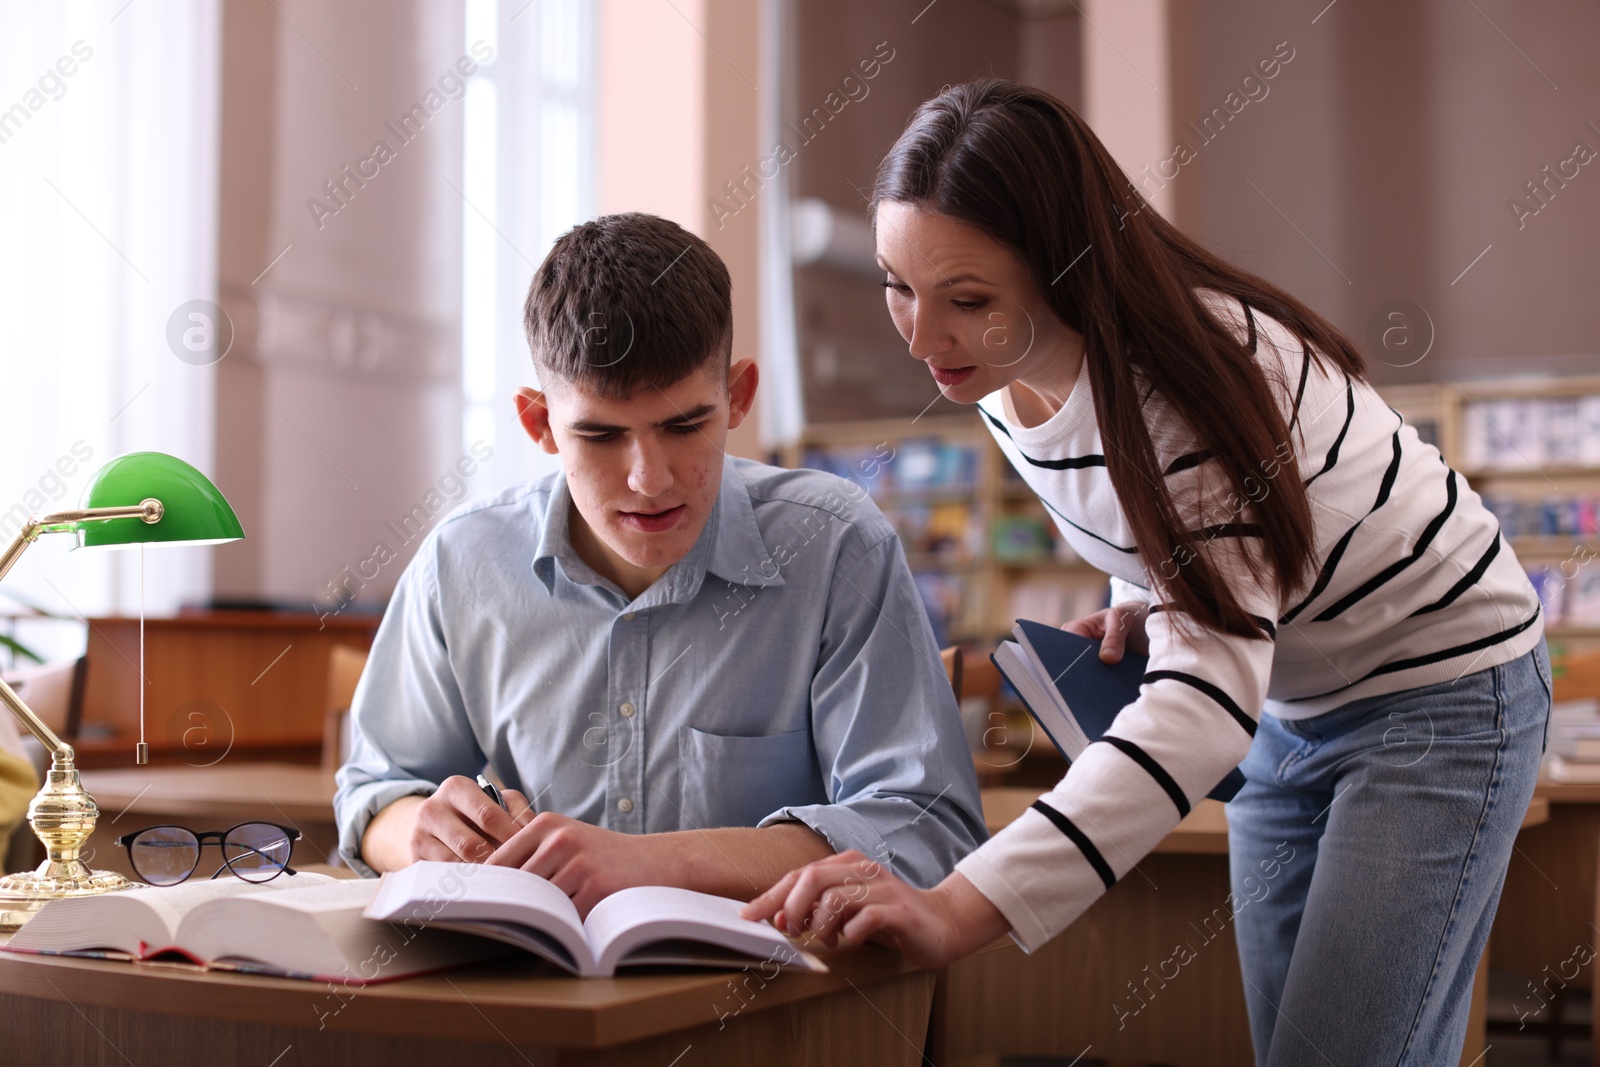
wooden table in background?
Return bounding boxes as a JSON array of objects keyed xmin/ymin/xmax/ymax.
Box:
[
  {"xmin": 77, "ymin": 610, "xmax": 378, "ymax": 769},
  {"xmin": 0, "ymin": 931, "xmax": 933, "ymax": 1066},
  {"xmin": 78, "ymin": 762, "xmax": 339, "ymax": 879},
  {"xmin": 929, "ymin": 791, "xmax": 1551, "ymax": 1067}
]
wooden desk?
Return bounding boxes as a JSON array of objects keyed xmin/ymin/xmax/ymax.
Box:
[
  {"xmin": 78, "ymin": 762, "xmax": 339, "ymax": 878},
  {"xmin": 936, "ymin": 790, "xmax": 1550, "ymax": 1067},
  {"xmin": 1489, "ymin": 776, "xmax": 1600, "ymax": 1061},
  {"xmin": 0, "ymin": 934, "xmax": 934, "ymax": 1066}
]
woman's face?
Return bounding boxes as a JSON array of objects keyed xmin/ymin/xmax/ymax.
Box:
[{"xmin": 876, "ymin": 200, "xmax": 1081, "ymax": 404}]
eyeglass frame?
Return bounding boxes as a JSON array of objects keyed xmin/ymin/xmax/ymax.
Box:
[{"xmin": 113, "ymin": 821, "xmax": 303, "ymax": 886}]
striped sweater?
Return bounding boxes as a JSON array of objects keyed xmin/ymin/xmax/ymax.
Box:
[{"xmin": 954, "ymin": 290, "xmax": 1544, "ymax": 952}]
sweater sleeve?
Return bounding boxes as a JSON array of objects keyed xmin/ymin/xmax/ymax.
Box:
[{"xmin": 955, "ymin": 531, "xmax": 1279, "ymax": 952}]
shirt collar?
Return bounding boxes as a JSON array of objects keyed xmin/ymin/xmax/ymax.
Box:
[{"xmin": 531, "ymin": 463, "xmax": 784, "ymax": 602}]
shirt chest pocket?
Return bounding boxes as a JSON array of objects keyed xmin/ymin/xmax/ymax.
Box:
[{"xmin": 676, "ymin": 726, "xmax": 824, "ymax": 829}]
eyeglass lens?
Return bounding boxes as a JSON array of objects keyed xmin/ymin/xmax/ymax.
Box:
[
  {"xmin": 127, "ymin": 822, "xmax": 295, "ymax": 886},
  {"xmin": 223, "ymin": 823, "xmax": 295, "ymax": 882},
  {"xmin": 128, "ymin": 826, "xmax": 201, "ymax": 886}
]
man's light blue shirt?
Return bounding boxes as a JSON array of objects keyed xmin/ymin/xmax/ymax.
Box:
[{"xmin": 334, "ymin": 457, "xmax": 987, "ymax": 885}]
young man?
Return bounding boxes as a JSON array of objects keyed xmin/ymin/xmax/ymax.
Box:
[{"xmin": 334, "ymin": 212, "xmax": 985, "ymax": 915}]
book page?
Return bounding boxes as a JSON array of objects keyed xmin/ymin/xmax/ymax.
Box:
[
  {"xmin": 364, "ymin": 861, "xmax": 593, "ymax": 974},
  {"xmin": 584, "ymin": 886, "xmax": 822, "ymax": 976},
  {"xmin": 5, "ymin": 871, "xmax": 335, "ymax": 957}
]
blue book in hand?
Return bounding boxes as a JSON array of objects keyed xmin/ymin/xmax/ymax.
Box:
[{"xmin": 990, "ymin": 618, "xmax": 1245, "ymax": 804}]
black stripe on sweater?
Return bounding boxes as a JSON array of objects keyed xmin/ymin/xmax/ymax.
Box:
[
  {"xmin": 1411, "ymin": 534, "xmax": 1502, "ymax": 617},
  {"xmin": 984, "ymin": 404, "xmax": 1213, "ymax": 480},
  {"xmin": 1164, "ymin": 450, "xmax": 1213, "ymax": 476},
  {"xmin": 1282, "ymin": 607, "xmax": 1542, "ymax": 703},
  {"xmin": 1304, "ymin": 377, "xmax": 1355, "ymax": 487},
  {"xmin": 1290, "ymin": 343, "xmax": 1312, "ymax": 430},
  {"xmin": 1191, "ymin": 523, "xmax": 1264, "ymax": 541},
  {"xmin": 1148, "ymin": 605, "xmax": 1277, "ymax": 639},
  {"xmin": 1312, "ymin": 467, "xmax": 1459, "ymax": 622},
  {"xmin": 1143, "ymin": 670, "xmax": 1258, "ymax": 737},
  {"xmin": 1281, "ymin": 429, "xmax": 1404, "ymax": 625},
  {"xmin": 980, "ymin": 407, "xmax": 1106, "ymax": 469},
  {"xmin": 1029, "ymin": 799, "xmax": 1116, "ymax": 890},
  {"xmin": 1040, "ymin": 496, "xmax": 1139, "ymax": 554},
  {"xmin": 1102, "ymin": 735, "xmax": 1190, "ymax": 818}
]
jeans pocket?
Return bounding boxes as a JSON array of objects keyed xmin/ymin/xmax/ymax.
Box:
[
  {"xmin": 677, "ymin": 726, "xmax": 822, "ymax": 829},
  {"xmin": 1533, "ymin": 642, "xmax": 1554, "ymax": 755}
]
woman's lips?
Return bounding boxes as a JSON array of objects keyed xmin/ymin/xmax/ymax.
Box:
[
  {"xmin": 618, "ymin": 505, "xmax": 686, "ymax": 533},
  {"xmin": 930, "ymin": 364, "xmax": 977, "ymax": 387}
]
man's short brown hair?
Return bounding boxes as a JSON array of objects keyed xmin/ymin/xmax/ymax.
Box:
[{"xmin": 523, "ymin": 212, "xmax": 732, "ymax": 397}]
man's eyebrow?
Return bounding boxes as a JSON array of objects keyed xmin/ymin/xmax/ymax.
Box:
[
  {"xmin": 659, "ymin": 403, "xmax": 717, "ymax": 426},
  {"xmin": 567, "ymin": 403, "xmax": 718, "ymax": 434}
]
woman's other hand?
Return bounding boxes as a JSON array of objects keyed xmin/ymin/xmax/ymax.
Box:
[{"xmin": 1063, "ymin": 601, "xmax": 1150, "ymax": 663}]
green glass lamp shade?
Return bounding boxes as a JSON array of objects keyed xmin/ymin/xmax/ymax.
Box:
[{"xmin": 74, "ymin": 452, "xmax": 245, "ymax": 548}]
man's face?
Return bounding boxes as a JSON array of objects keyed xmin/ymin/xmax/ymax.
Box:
[{"xmin": 517, "ymin": 358, "xmax": 758, "ymax": 593}]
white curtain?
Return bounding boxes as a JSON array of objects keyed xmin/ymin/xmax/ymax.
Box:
[
  {"xmin": 459, "ymin": 0, "xmax": 595, "ymax": 500},
  {"xmin": 0, "ymin": 1, "xmax": 220, "ymax": 662}
]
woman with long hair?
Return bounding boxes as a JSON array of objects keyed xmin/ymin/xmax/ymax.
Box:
[{"xmin": 744, "ymin": 78, "xmax": 1550, "ymax": 1063}]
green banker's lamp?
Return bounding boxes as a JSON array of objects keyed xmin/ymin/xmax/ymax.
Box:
[{"xmin": 0, "ymin": 452, "xmax": 244, "ymax": 928}]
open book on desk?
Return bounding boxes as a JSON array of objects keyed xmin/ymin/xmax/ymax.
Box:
[
  {"xmin": 993, "ymin": 619, "xmax": 1245, "ymax": 803},
  {"xmin": 365, "ymin": 861, "xmax": 827, "ymax": 978},
  {"xmin": 2, "ymin": 873, "xmax": 501, "ymax": 983}
]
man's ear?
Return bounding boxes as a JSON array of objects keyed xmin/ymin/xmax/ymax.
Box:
[
  {"xmin": 725, "ymin": 358, "xmax": 759, "ymax": 431},
  {"xmin": 514, "ymin": 386, "xmax": 560, "ymax": 455}
]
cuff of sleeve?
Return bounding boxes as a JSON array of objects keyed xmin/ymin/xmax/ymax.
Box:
[
  {"xmin": 954, "ymin": 847, "xmax": 1052, "ymax": 954},
  {"xmin": 758, "ymin": 803, "xmax": 892, "ymax": 871},
  {"xmin": 336, "ymin": 780, "xmax": 438, "ymax": 878}
]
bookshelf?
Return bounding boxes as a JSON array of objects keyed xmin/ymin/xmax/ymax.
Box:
[
  {"xmin": 1380, "ymin": 375, "xmax": 1600, "ymax": 657},
  {"xmin": 778, "ymin": 416, "xmax": 1111, "ymax": 652}
]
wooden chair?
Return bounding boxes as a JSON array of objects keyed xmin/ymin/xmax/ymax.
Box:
[
  {"xmin": 942, "ymin": 645, "xmax": 1034, "ymax": 820},
  {"xmin": 322, "ymin": 644, "xmax": 369, "ymax": 781}
]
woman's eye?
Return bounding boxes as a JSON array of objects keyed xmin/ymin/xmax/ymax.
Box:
[
  {"xmin": 881, "ymin": 280, "xmax": 909, "ymax": 295},
  {"xmin": 953, "ymin": 299, "xmax": 986, "ymax": 311}
]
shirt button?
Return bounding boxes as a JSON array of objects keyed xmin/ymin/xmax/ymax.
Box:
[
  {"xmin": 623, "ymin": 612, "xmax": 636, "ymax": 621},
  {"xmin": 617, "ymin": 798, "xmax": 634, "ymax": 813},
  {"xmin": 620, "ymin": 702, "xmax": 635, "ymax": 718}
]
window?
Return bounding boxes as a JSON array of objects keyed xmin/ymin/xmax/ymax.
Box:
[
  {"xmin": 0, "ymin": 2, "xmax": 220, "ymax": 665},
  {"xmin": 459, "ymin": 0, "xmax": 595, "ymax": 499}
]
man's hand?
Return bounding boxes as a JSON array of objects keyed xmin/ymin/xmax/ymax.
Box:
[
  {"xmin": 1064, "ymin": 600, "xmax": 1150, "ymax": 663},
  {"xmin": 406, "ymin": 775, "xmax": 525, "ymax": 865},
  {"xmin": 487, "ymin": 791, "xmax": 660, "ymax": 917}
]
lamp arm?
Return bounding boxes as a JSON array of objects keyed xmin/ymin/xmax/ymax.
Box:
[
  {"xmin": 0, "ymin": 499, "xmax": 161, "ymax": 761},
  {"xmin": 0, "ymin": 501, "xmax": 161, "ymax": 586}
]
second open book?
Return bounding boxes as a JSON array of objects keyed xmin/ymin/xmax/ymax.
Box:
[{"xmin": 365, "ymin": 860, "xmax": 826, "ymax": 978}]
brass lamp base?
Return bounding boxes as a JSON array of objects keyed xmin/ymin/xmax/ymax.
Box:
[
  {"xmin": 0, "ymin": 751, "xmax": 140, "ymax": 930},
  {"xmin": 0, "ymin": 869, "xmax": 136, "ymax": 930}
]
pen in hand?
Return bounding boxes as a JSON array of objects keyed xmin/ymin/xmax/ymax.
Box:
[{"xmin": 477, "ymin": 773, "xmax": 509, "ymax": 813}]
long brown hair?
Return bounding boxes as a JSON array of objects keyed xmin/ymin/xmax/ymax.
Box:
[{"xmin": 873, "ymin": 79, "xmax": 1367, "ymax": 639}]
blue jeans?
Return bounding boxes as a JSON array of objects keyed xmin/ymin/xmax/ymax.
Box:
[{"xmin": 1226, "ymin": 642, "xmax": 1552, "ymax": 1065}]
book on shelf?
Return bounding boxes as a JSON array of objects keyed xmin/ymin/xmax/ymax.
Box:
[
  {"xmin": 992, "ymin": 619, "xmax": 1245, "ymax": 803},
  {"xmin": 1, "ymin": 873, "xmax": 498, "ymax": 983},
  {"xmin": 1546, "ymin": 699, "xmax": 1600, "ymax": 763},
  {"xmin": 1460, "ymin": 393, "xmax": 1600, "ymax": 472},
  {"xmin": 364, "ymin": 861, "xmax": 827, "ymax": 979},
  {"xmin": 1545, "ymin": 754, "xmax": 1600, "ymax": 784}
]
